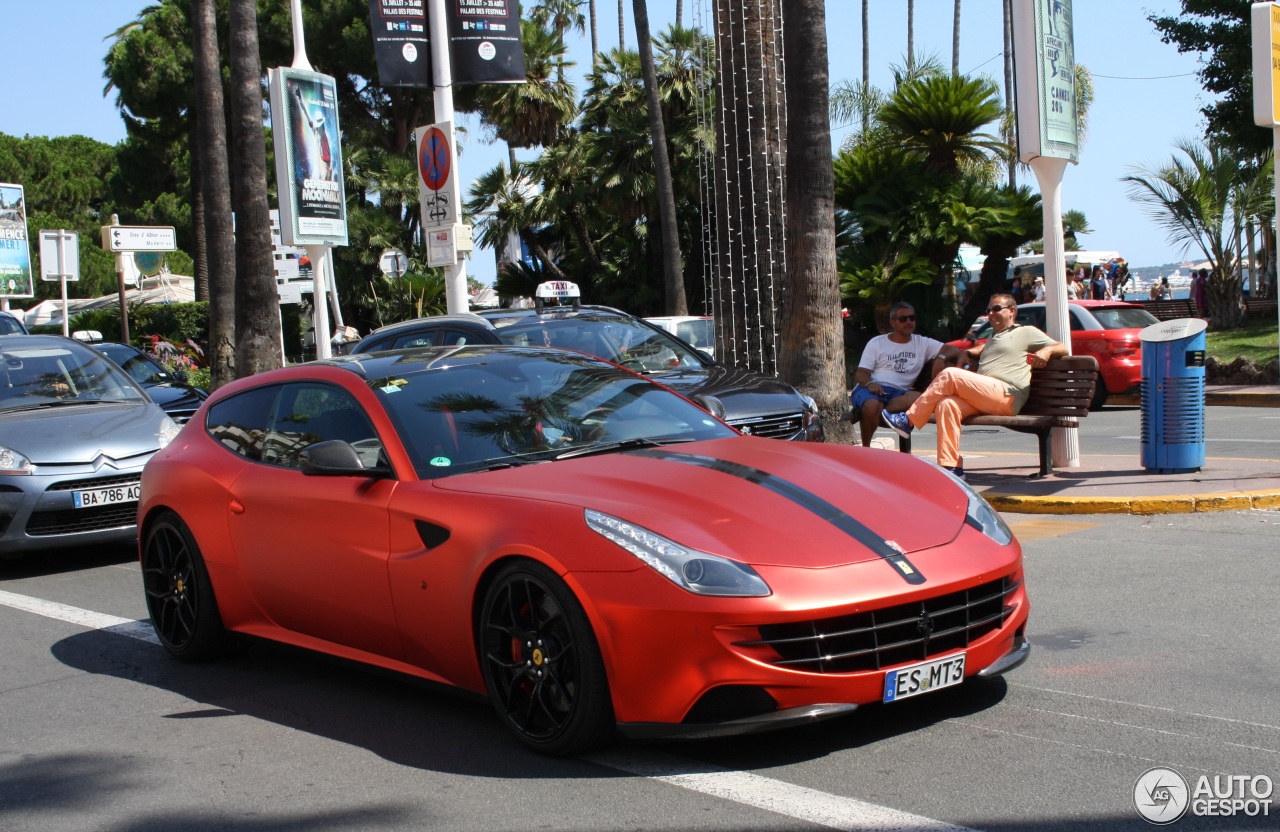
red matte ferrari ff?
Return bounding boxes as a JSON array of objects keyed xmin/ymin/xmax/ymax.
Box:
[{"xmin": 138, "ymin": 346, "xmax": 1029, "ymax": 755}]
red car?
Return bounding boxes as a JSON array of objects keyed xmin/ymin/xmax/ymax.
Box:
[
  {"xmin": 948, "ymin": 300, "xmax": 1159, "ymax": 408},
  {"xmin": 138, "ymin": 346, "xmax": 1029, "ymax": 754}
]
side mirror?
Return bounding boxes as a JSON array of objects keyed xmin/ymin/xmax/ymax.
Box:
[
  {"xmin": 691, "ymin": 394, "xmax": 726, "ymax": 420},
  {"xmin": 299, "ymin": 439, "xmax": 392, "ymax": 479},
  {"xmin": 172, "ymin": 369, "xmax": 189, "ymax": 383}
]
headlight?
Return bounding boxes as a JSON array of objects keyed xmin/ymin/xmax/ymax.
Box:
[
  {"xmin": 157, "ymin": 416, "xmax": 181, "ymax": 449},
  {"xmin": 948, "ymin": 471, "xmax": 1013, "ymax": 546},
  {"xmin": 0, "ymin": 444, "xmax": 32, "ymax": 475},
  {"xmin": 585, "ymin": 509, "xmax": 771, "ymax": 597}
]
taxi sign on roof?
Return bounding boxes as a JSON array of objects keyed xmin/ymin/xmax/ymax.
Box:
[{"xmin": 536, "ymin": 281, "xmax": 580, "ymax": 298}]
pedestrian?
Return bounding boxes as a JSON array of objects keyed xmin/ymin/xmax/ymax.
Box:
[
  {"xmin": 849, "ymin": 302, "xmax": 960, "ymax": 447},
  {"xmin": 1191, "ymin": 268, "xmax": 1208, "ymax": 314},
  {"xmin": 881, "ymin": 294, "xmax": 1068, "ymax": 479},
  {"xmin": 1088, "ymin": 265, "xmax": 1109, "ymax": 300}
]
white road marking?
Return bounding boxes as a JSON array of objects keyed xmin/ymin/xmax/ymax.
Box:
[
  {"xmin": 0, "ymin": 590, "xmax": 976, "ymax": 831},
  {"xmin": 588, "ymin": 749, "xmax": 976, "ymax": 832},
  {"xmin": 0, "ymin": 589, "xmax": 158, "ymax": 644}
]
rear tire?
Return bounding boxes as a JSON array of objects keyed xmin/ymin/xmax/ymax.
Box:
[
  {"xmin": 141, "ymin": 511, "xmax": 229, "ymax": 661},
  {"xmin": 478, "ymin": 560, "xmax": 614, "ymax": 755},
  {"xmin": 1090, "ymin": 384, "xmax": 1108, "ymax": 412}
]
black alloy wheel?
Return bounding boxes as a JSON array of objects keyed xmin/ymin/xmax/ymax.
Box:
[
  {"xmin": 479, "ymin": 560, "xmax": 613, "ymax": 755},
  {"xmin": 141, "ymin": 511, "xmax": 228, "ymax": 661}
]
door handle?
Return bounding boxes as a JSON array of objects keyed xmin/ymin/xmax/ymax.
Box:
[{"xmin": 229, "ymin": 499, "xmax": 245, "ymax": 515}]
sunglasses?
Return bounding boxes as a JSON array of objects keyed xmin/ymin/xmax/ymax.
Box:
[
  {"xmin": 987, "ymin": 305, "xmax": 1012, "ymax": 314},
  {"xmin": 894, "ymin": 315, "xmax": 916, "ymax": 322}
]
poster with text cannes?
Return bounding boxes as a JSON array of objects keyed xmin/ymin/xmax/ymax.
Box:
[
  {"xmin": 0, "ymin": 183, "xmax": 32, "ymax": 298},
  {"xmin": 269, "ymin": 68, "xmax": 349, "ymax": 247}
]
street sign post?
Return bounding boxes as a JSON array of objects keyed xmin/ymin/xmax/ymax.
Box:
[
  {"xmin": 38, "ymin": 229, "xmax": 79, "ymax": 337},
  {"xmin": 101, "ymin": 225, "xmax": 178, "ymax": 252}
]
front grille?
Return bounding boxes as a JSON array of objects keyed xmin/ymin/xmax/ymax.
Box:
[
  {"xmin": 46, "ymin": 473, "xmax": 142, "ymax": 493},
  {"xmin": 741, "ymin": 577, "xmax": 1018, "ymax": 673},
  {"xmin": 26, "ymin": 503, "xmax": 138, "ymax": 536},
  {"xmin": 726, "ymin": 412, "xmax": 804, "ymax": 440}
]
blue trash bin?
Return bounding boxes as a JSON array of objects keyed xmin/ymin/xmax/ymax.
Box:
[{"xmin": 1139, "ymin": 318, "xmax": 1207, "ymax": 473}]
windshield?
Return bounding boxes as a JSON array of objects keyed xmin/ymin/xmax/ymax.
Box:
[
  {"xmin": 0, "ymin": 315, "xmax": 25, "ymax": 335},
  {"xmin": 1090, "ymin": 307, "xmax": 1159, "ymax": 330},
  {"xmin": 0, "ymin": 342, "xmax": 149, "ymax": 410},
  {"xmin": 495, "ymin": 313, "xmax": 710, "ymax": 374},
  {"xmin": 675, "ymin": 319, "xmax": 714, "ymax": 352},
  {"xmin": 369, "ymin": 348, "xmax": 734, "ymax": 479},
  {"xmin": 97, "ymin": 344, "xmax": 171, "ymax": 384}
]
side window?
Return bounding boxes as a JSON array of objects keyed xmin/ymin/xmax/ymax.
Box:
[
  {"xmin": 206, "ymin": 385, "xmax": 279, "ymax": 461},
  {"xmin": 392, "ymin": 331, "xmax": 436, "ymax": 350},
  {"xmin": 1016, "ymin": 308, "xmax": 1045, "ymax": 330},
  {"xmin": 1069, "ymin": 309, "xmax": 1086, "ymax": 331},
  {"xmin": 260, "ymin": 383, "xmax": 382, "ymax": 469},
  {"xmin": 440, "ymin": 328, "xmax": 481, "ymax": 346}
]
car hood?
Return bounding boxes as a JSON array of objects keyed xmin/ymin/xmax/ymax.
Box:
[
  {"xmin": 142, "ymin": 381, "xmax": 207, "ymax": 411},
  {"xmin": 648, "ymin": 364, "xmax": 806, "ymax": 418},
  {"xmin": 0, "ymin": 401, "xmax": 168, "ymax": 464},
  {"xmin": 433, "ymin": 437, "xmax": 968, "ymax": 566}
]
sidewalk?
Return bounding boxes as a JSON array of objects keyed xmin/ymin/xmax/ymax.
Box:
[{"xmin": 879, "ymin": 384, "xmax": 1280, "ymax": 515}]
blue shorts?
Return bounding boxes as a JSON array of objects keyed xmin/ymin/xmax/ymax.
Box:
[{"xmin": 851, "ymin": 383, "xmax": 910, "ymax": 411}]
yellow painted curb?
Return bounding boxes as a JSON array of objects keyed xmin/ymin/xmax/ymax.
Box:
[{"xmin": 982, "ymin": 490, "xmax": 1280, "ymax": 515}]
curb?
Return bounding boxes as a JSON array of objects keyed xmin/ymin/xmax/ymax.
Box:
[{"xmin": 982, "ymin": 489, "xmax": 1280, "ymax": 515}]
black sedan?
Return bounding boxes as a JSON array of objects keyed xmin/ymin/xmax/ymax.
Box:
[{"xmin": 91, "ymin": 342, "xmax": 207, "ymax": 423}]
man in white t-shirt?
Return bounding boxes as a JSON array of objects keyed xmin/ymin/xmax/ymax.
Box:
[{"xmin": 851, "ymin": 302, "xmax": 959, "ymax": 447}]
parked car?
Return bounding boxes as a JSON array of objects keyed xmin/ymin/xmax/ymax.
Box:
[
  {"xmin": 644, "ymin": 315, "xmax": 716, "ymax": 358},
  {"xmin": 948, "ymin": 300, "xmax": 1159, "ymax": 409},
  {"xmin": 0, "ymin": 334, "xmax": 180, "ymax": 558},
  {"xmin": 355, "ymin": 283, "xmax": 823, "ymax": 441},
  {"xmin": 0, "ymin": 310, "xmax": 28, "ymax": 335},
  {"xmin": 89, "ymin": 340, "xmax": 208, "ymax": 423},
  {"xmin": 138, "ymin": 344, "xmax": 1029, "ymax": 754}
]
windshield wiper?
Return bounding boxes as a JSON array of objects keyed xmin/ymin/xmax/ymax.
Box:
[{"xmin": 554, "ymin": 436, "xmax": 695, "ymax": 460}]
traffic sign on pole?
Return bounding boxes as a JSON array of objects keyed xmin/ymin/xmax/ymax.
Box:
[{"xmin": 100, "ymin": 225, "xmax": 177, "ymax": 252}]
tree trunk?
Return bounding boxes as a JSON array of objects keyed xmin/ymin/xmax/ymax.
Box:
[
  {"xmin": 907, "ymin": 0, "xmax": 915, "ymax": 74},
  {"xmin": 952, "ymin": 0, "xmax": 961, "ymax": 76},
  {"xmin": 633, "ymin": 0, "xmax": 686, "ymax": 315},
  {"xmin": 861, "ymin": 0, "xmax": 869, "ymax": 134},
  {"xmin": 780, "ymin": 0, "xmax": 848, "ymax": 441},
  {"xmin": 1003, "ymin": 0, "xmax": 1016, "ymax": 188},
  {"xmin": 228, "ymin": 0, "xmax": 282, "ymax": 376},
  {"xmin": 190, "ymin": 145, "xmax": 208, "ymax": 302},
  {"xmin": 192, "ymin": 0, "xmax": 237, "ymax": 389},
  {"xmin": 1206, "ymin": 266, "xmax": 1246, "ymax": 329},
  {"xmin": 711, "ymin": 0, "xmax": 787, "ymax": 376},
  {"xmin": 589, "ymin": 0, "xmax": 599, "ymax": 60},
  {"xmin": 618, "ymin": 0, "xmax": 625, "ymax": 49}
]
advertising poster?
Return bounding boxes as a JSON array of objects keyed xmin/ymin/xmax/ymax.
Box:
[
  {"xmin": 1029, "ymin": 0, "xmax": 1078, "ymax": 162},
  {"xmin": 449, "ymin": 0, "xmax": 526, "ymax": 84},
  {"xmin": 0, "ymin": 183, "xmax": 33, "ymax": 298},
  {"xmin": 368, "ymin": 0, "xmax": 431, "ymax": 87},
  {"xmin": 268, "ymin": 67, "xmax": 349, "ymax": 247}
]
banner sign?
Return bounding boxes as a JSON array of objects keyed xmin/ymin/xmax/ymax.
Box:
[
  {"xmin": 1251, "ymin": 2, "xmax": 1280, "ymax": 126},
  {"xmin": 268, "ymin": 67, "xmax": 349, "ymax": 247},
  {"xmin": 368, "ymin": 0, "xmax": 432, "ymax": 87},
  {"xmin": 449, "ymin": 0, "xmax": 526, "ymax": 84},
  {"xmin": 0, "ymin": 183, "xmax": 32, "ymax": 298},
  {"xmin": 1012, "ymin": 0, "xmax": 1079, "ymax": 163}
]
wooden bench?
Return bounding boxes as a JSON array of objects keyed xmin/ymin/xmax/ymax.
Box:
[
  {"xmin": 1138, "ymin": 298, "xmax": 1199, "ymax": 321},
  {"xmin": 1245, "ymin": 297, "xmax": 1277, "ymax": 318},
  {"xmin": 898, "ymin": 355, "xmax": 1100, "ymax": 477}
]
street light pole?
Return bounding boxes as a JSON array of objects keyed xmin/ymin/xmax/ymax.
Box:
[{"xmin": 428, "ymin": 0, "xmax": 468, "ymax": 314}]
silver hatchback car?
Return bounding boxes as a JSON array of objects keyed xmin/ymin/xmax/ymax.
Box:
[{"xmin": 1, "ymin": 334, "xmax": 180, "ymax": 558}]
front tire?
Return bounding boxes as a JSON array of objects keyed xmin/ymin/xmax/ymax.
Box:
[
  {"xmin": 1090, "ymin": 384, "xmax": 1108, "ymax": 412},
  {"xmin": 478, "ymin": 560, "xmax": 614, "ymax": 755},
  {"xmin": 141, "ymin": 511, "xmax": 229, "ymax": 661}
]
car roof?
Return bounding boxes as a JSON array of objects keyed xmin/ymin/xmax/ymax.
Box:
[
  {"xmin": 364, "ymin": 311, "xmax": 495, "ymax": 338},
  {"xmin": 478, "ymin": 304, "xmax": 634, "ymax": 326},
  {"xmin": 307, "ymin": 343, "xmax": 606, "ymax": 382}
]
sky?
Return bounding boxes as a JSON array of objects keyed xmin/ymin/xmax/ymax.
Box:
[{"xmin": 0, "ymin": 1, "xmax": 1214, "ymax": 287}]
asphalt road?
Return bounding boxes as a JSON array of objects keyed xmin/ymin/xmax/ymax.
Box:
[{"xmin": 1, "ymin": 510, "xmax": 1277, "ymax": 831}]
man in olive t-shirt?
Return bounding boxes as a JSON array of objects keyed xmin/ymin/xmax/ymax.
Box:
[{"xmin": 880, "ymin": 294, "xmax": 1067, "ymax": 478}]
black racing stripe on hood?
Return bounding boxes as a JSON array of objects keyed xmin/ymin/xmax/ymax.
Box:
[{"xmin": 633, "ymin": 448, "xmax": 926, "ymax": 585}]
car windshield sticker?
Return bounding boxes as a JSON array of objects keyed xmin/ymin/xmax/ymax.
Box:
[
  {"xmin": 378, "ymin": 378, "xmax": 408, "ymax": 394},
  {"xmin": 429, "ymin": 456, "xmax": 452, "ymax": 467},
  {"xmin": 632, "ymin": 448, "xmax": 927, "ymax": 585}
]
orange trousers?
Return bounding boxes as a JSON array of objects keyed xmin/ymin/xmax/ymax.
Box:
[{"xmin": 906, "ymin": 367, "xmax": 1015, "ymax": 467}]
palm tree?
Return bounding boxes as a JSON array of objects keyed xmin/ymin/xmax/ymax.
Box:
[
  {"xmin": 907, "ymin": 0, "xmax": 915, "ymax": 75},
  {"xmin": 228, "ymin": 0, "xmax": 281, "ymax": 374},
  {"xmin": 862, "ymin": 0, "xmax": 869, "ymax": 133},
  {"xmin": 1002, "ymin": 0, "xmax": 1015, "ymax": 188},
  {"xmin": 618, "ymin": 0, "xmax": 625, "ymax": 49},
  {"xmin": 1123, "ymin": 140, "xmax": 1261, "ymax": 328},
  {"xmin": 878, "ymin": 75, "xmax": 1005, "ymax": 175},
  {"xmin": 779, "ymin": 0, "xmax": 847, "ymax": 437},
  {"xmin": 191, "ymin": 0, "xmax": 235, "ymax": 389},
  {"xmin": 632, "ymin": 0, "xmax": 686, "ymax": 315},
  {"xmin": 466, "ymin": 162, "xmax": 568, "ymax": 281},
  {"xmin": 1062, "ymin": 209, "xmax": 1092, "ymax": 251},
  {"xmin": 473, "ymin": 19, "xmax": 577, "ymax": 151},
  {"xmin": 530, "ymin": 0, "xmax": 586, "ymax": 84},
  {"xmin": 589, "ymin": 0, "xmax": 599, "ymax": 60}
]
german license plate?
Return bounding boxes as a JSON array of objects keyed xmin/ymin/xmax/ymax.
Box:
[
  {"xmin": 72, "ymin": 483, "xmax": 141, "ymax": 509},
  {"xmin": 883, "ymin": 653, "xmax": 966, "ymax": 703}
]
